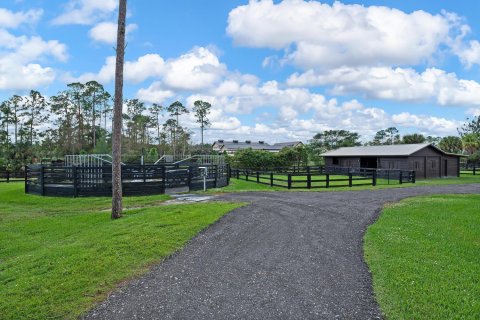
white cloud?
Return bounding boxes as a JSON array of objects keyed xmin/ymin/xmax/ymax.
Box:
[
  {"xmin": 89, "ymin": 22, "xmax": 138, "ymax": 44},
  {"xmin": 0, "ymin": 25, "xmax": 68, "ymax": 91},
  {"xmin": 71, "ymin": 47, "xmax": 225, "ymax": 91},
  {"xmin": 162, "ymin": 47, "xmax": 226, "ymax": 91},
  {"xmin": 52, "ymin": 0, "xmax": 117, "ymax": 25},
  {"xmin": 288, "ymin": 66, "xmax": 480, "ymax": 107},
  {"xmin": 227, "ymin": 0, "xmax": 457, "ymax": 70},
  {"xmin": 0, "ymin": 8, "xmax": 43, "ymax": 28},
  {"xmin": 392, "ymin": 112, "xmax": 461, "ymax": 135},
  {"xmin": 67, "ymin": 53, "xmax": 165, "ymax": 84},
  {"xmin": 136, "ymin": 82, "xmax": 175, "ymax": 104}
]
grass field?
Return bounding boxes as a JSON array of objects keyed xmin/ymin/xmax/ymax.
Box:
[
  {"xmin": 364, "ymin": 194, "xmax": 480, "ymax": 319},
  {"xmin": 208, "ymin": 174, "xmax": 480, "ymax": 193},
  {"xmin": 0, "ymin": 183, "xmax": 243, "ymax": 319}
]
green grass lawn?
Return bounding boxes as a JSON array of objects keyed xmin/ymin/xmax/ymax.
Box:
[
  {"xmin": 0, "ymin": 183, "xmax": 243, "ymax": 319},
  {"xmin": 364, "ymin": 194, "xmax": 480, "ymax": 319},
  {"xmin": 208, "ymin": 174, "xmax": 480, "ymax": 193}
]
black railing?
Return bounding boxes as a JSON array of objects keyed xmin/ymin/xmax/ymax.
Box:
[
  {"xmin": 460, "ymin": 163, "xmax": 478, "ymax": 175},
  {"xmin": 25, "ymin": 164, "xmax": 230, "ymax": 197},
  {"xmin": 0, "ymin": 170, "xmax": 24, "ymax": 183},
  {"xmin": 230, "ymin": 165, "xmax": 415, "ymax": 189}
]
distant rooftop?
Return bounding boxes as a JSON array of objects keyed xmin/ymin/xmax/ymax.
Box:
[{"xmin": 213, "ymin": 140, "xmax": 302, "ymax": 151}]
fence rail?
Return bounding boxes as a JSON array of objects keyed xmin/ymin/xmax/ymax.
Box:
[
  {"xmin": 25, "ymin": 164, "xmax": 230, "ymax": 197},
  {"xmin": 230, "ymin": 165, "xmax": 415, "ymax": 189},
  {"xmin": 0, "ymin": 170, "xmax": 24, "ymax": 183},
  {"xmin": 460, "ymin": 163, "xmax": 478, "ymax": 175}
]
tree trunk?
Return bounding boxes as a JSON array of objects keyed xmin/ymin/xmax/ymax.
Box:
[
  {"xmin": 111, "ymin": 0, "xmax": 127, "ymax": 219},
  {"xmin": 93, "ymin": 92, "xmax": 96, "ymax": 149}
]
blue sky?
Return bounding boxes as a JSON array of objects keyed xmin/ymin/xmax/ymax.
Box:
[{"xmin": 1, "ymin": 0, "xmax": 480, "ymax": 143}]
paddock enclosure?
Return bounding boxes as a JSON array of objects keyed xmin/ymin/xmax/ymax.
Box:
[{"xmin": 25, "ymin": 164, "xmax": 229, "ymax": 197}]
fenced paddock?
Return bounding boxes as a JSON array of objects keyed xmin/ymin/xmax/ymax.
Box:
[
  {"xmin": 25, "ymin": 164, "xmax": 229, "ymax": 197},
  {"xmin": 229, "ymin": 166, "xmax": 415, "ymax": 189}
]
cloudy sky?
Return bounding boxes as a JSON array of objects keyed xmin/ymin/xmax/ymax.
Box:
[{"xmin": 1, "ymin": 0, "xmax": 480, "ymax": 143}]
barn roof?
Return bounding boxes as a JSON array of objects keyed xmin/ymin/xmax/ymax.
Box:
[{"xmin": 321, "ymin": 143, "xmax": 462, "ymax": 157}]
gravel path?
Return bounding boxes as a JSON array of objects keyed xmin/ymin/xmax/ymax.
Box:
[{"xmin": 85, "ymin": 184, "xmax": 480, "ymax": 320}]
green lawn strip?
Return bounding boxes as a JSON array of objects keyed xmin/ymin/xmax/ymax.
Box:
[
  {"xmin": 364, "ymin": 194, "xmax": 480, "ymax": 320},
  {"xmin": 206, "ymin": 175, "xmax": 480, "ymax": 193},
  {"xmin": 0, "ymin": 183, "xmax": 244, "ymax": 319}
]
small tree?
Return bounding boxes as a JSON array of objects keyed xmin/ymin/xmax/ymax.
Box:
[
  {"xmin": 193, "ymin": 100, "xmax": 211, "ymax": 152},
  {"xmin": 167, "ymin": 101, "xmax": 189, "ymax": 156}
]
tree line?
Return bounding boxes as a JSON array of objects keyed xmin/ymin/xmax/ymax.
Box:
[{"xmin": 0, "ymin": 81, "xmax": 213, "ymax": 170}]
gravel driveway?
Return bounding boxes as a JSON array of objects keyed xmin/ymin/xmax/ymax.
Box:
[{"xmin": 85, "ymin": 184, "xmax": 480, "ymax": 320}]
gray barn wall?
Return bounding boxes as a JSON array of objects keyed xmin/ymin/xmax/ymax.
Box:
[{"xmin": 324, "ymin": 145, "xmax": 460, "ymax": 179}]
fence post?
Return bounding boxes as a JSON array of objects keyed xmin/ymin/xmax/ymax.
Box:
[
  {"xmin": 474, "ymin": 166, "xmax": 476, "ymax": 175},
  {"xmin": 270, "ymin": 172, "xmax": 273, "ymax": 186},
  {"xmin": 256, "ymin": 171, "xmax": 260, "ymax": 183},
  {"xmin": 326, "ymin": 174, "xmax": 330, "ymax": 188},
  {"xmin": 214, "ymin": 165, "xmax": 218, "ymax": 187},
  {"xmin": 372, "ymin": 171, "xmax": 377, "ymax": 187},
  {"xmin": 307, "ymin": 173, "xmax": 311, "ymax": 189},
  {"xmin": 142, "ymin": 164, "xmax": 146, "ymax": 183},
  {"xmin": 349, "ymin": 173, "xmax": 353, "ymax": 187},
  {"xmin": 399, "ymin": 171, "xmax": 403, "ymax": 184},
  {"xmin": 162, "ymin": 165, "xmax": 167, "ymax": 192},
  {"xmin": 40, "ymin": 165, "xmax": 45, "ymax": 196},
  {"xmin": 412, "ymin": 171, "xmax": 416, "ymax": 183},
  {"xmin": 24, "ymin": 167, "xmax": 28, "ymax": 193},
  {"xmin": 236, "ymin": 169, "xmax": 239, "ymax": 179},
  {"xmin": 73, "ymin": 166, "xmax": 78, "ymax": 198},
  {"xmin": 6, "ymin": 170, "xmax": 10, "ymax": 183},
  {"xmin": 187, "ymin": 166, "xmax": 193, "ymax": 188},
  {"xmin": 287, "ymin": 174, "xmax": 292, "ymax": 189},
  {"xmin": 246, "ymin": 170, "xmax": 249, "ymax": 181}
]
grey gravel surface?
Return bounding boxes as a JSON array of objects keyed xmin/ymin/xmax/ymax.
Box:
[{"xmin": 85, "ymin": 184, "xmax": 480, "ymax": 320}]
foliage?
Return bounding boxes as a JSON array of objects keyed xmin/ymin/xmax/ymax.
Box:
[
  {"xmin": 438, "ymin": 136, "xmax": 463, "ymax": 154},
  {"xmin": 401, "ymin": 133, "xmax": 426, "ymax": 144},
  {"xmin": 370, "ymin": 127, "xmax": 401, "ymax": 145},
  {"xmin": 193, "ymin": 100, "xmax": 212, "ymax": 147},
  {"xmin": 457, "ymin": 115, "xmax": 480, "ymax": 137},
  {"xmin": 310, "ymin": 130, "xmax": 361, "ymax": 153},
  {"xmin": 0, "ymin": 183, "xmax": 242, "ymax": 319},
  {"xmin": 365, "ymin": 195, "xmax": 480, "ymax": 320},
  {"xmin": 0, "ymin": 82, "xmax": 214, "ymax": 168},
  {"xmin": 229, "ymin": 146, "xmax": 308, "ymax": 169},
  {"xmin": 462, "ymin": 133, "xmax": 480, "ymax": 155}
]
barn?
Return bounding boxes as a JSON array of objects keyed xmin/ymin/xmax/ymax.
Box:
[{"xmin": 322, "ymin": 144, "xmax": 463, "ymax": 179}]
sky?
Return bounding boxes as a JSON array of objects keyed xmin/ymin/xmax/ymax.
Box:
[{"xmin": 1, "ymin": 0, "xmax": 480, "ymax": 143}]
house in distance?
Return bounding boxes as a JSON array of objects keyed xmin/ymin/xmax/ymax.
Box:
[
  {"xmin": 322, "ymin": 143, "xmax": 463, "ymax": 179},
  {"xmin": 212, "ymin": 140, "xmax": 303, "ymax": 155}
]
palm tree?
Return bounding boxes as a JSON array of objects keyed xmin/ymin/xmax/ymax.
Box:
[
  {"xmin": 111, "ymin": 0, "xmax": 127, "ymax": 219},
  {"xmin": 438, "ymin": 136, "xmax": 463, "ymax": 154}
]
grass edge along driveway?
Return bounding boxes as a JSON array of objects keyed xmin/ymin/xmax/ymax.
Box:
[
  {"xmin": 364, "ymin": 194, "xmax": 480, "ymax": 320},
  {"xmin": 0, "ymin": 183, "xmax": 244, "ymax": 320}
]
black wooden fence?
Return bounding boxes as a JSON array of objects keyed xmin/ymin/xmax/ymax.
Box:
[
  {"xmin": 460, "ymin": 163, "xmax": 478, "ymax": 175},
  {"xmin": 0, "ymin": 169, "xmax": 24, "ymax": 183},
  {"xmin": 230, "ymin": 165, "xmax": 415, "ymax": 189},
  {"xmin": 25, "ymin": 164, "xmax": 230, "ymax": 197}
]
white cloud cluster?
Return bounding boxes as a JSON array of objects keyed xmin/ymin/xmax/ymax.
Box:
[
  {"xmin": 0, "ymin": 8, "xmax": 43, "ymax": 28},
  {"xmin": 288, "ymin": 66, "xmax": 480, "ymax": 107},
  {"xmin": 0, "ymin": 9, "xmax": 68, "ymax": 91},
  {"xmin": 72, "ymin": 47, "xmax": 227, "ymax": 98},
  {"xmin": 227, "ymin": 0, "xmax": 458, "ymax": 70},
  {"xmin": 88, "ymin": 22, "xmax": 138, "ymax": 44},
  {"xmin": 52, "ymin": 0, "xmax": 117, "ymax": 25}
]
